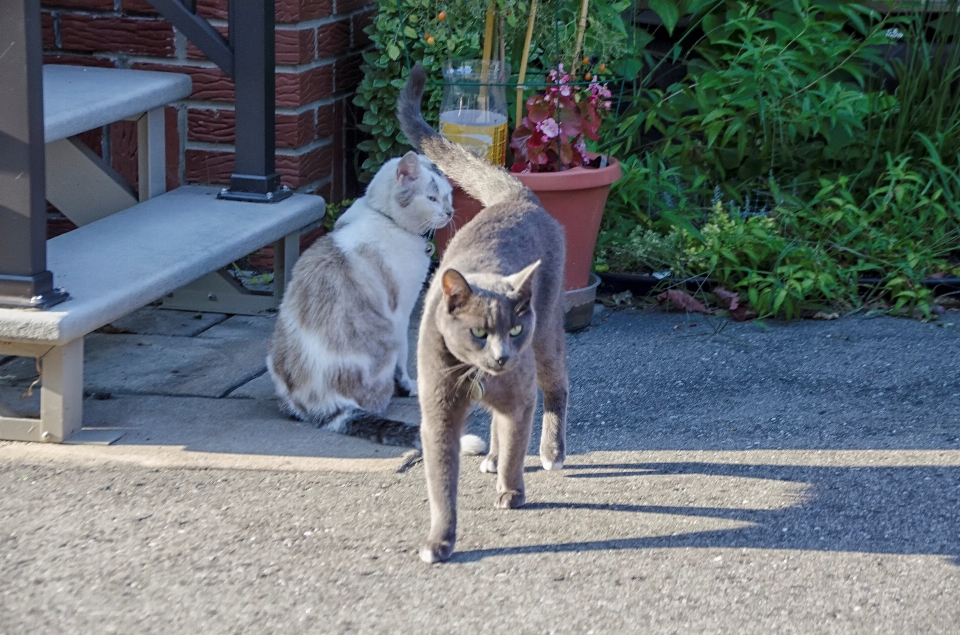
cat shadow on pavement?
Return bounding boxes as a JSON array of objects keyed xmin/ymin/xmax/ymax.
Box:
[{"xmin": 454, "ymin": 460, "xmax": 960, "ymax": 566}]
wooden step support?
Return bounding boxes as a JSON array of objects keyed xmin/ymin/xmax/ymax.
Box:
[{"xmin": 0, "ymin": 186, "xmax": 325, "ymax": 443}]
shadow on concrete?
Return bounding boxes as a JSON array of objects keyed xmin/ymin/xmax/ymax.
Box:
[
  {"xmin": 78, "ymin": 394, "xmax": 413, "ymax": 463},
  {"xmin": 454, "ymin": 460, "xmax": 960, "ymax": 566}
]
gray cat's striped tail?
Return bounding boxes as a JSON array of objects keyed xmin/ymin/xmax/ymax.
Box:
[
  {"xmin": 321, "ymin": 408, "xmax": 421, "ymax": 449},
  {"xmin": 398, "ymin": 63, "xmax": 528, "ymax": 209}
]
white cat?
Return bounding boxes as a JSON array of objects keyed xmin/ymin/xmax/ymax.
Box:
[{"xmin": 267, "ymin": 152, "xmax": 453, "ymax": 447}]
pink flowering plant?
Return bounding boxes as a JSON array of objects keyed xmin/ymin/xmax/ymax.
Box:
[{"xmin": 509, "ymin": 65, "xmax": 612, "ymax": 173}]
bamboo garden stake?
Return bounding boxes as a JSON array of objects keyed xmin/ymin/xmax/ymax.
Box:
[
  {"xmin": 572, "ymin": 0, "xmax": 590, "ymax": 74},
  {"xmin": 516, "ymin": 0, "xmax": 538, "ymax": 126},
  {"xmin": 478, "ymin": 0, "xmax": 496, "ymax": 107}
]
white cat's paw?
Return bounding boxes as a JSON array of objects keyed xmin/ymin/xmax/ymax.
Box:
[
  {"xmin": 541, "ymin": 458, "xmax": 564, "ymax": 471},
  {"xmin": 460, "ymin": 434, "xmax": 486, "ymax": 456},
  {"xmin": 479, "ymin": 457, "xmax": 498, "ymax": 474}
]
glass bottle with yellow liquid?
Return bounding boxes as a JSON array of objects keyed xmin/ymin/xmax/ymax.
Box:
[{"xmin": 439, "ymin": 60, "xmax": 511, "ymax": 166}]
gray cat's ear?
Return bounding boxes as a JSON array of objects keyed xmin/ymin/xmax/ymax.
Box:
[
  {"xmin": 397, "ymin": 151, "xmax": 421, "ymax": 185},
  {"xmin": 441, "ymin": 268, "xmax": 472, "ymax": 313},
  {"xmin": 507, "ymin": 260, "xmax": 540, "ymax": 296},
  {"xmin": 508, "ymin": 260, "xmax": 540, "ymax": 314}
]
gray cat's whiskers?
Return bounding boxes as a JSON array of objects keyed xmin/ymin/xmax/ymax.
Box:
[
  {"xmin": 437, "ymin": 361, "xmax": 471, "ymax": 378},
  {"xmin": 452, "ymin": 366, "xmax": 479, "ymax": 393},
  {"xmin": 466, "ymin": 370, "xmax": 484, "ymax": 399}
]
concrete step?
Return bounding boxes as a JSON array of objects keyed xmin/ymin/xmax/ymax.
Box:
[
  {"xmin": 0, "ymin": 185, "xmax": 324, "ymax": 443},
  {"xmin": 43, "ymin": 65, "xmax": 191, "ymax": 143},
  {"xmin": 0, "ymin": 185, "xmax": 324, "ymax": 345}
]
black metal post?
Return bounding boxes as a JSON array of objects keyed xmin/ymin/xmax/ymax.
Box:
[
  {"xmin": 147, "ymin": 0, "xmax": 289, "ymax": 203},
  {"xmin": 0, "ymin": 0, "xmax": 68, "ymax": 309},
  {"xmin": 148, "ymin": 0, "xmax": 234, "ymax": 76},
  {"xmin": 219, "ymin": 0, "xmax": 291, "ymax": 202}
]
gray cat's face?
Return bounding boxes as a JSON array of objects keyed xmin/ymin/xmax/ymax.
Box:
[
  {"xmin": 388, "ymin": 151, "xmax": 454, "ymax": 235},
  {"xmin": 436, "ymin": 262, "xmax": 540, "ymax": 375}
]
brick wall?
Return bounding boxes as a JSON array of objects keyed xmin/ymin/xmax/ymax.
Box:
[{"xmin": 41, "ymin": 0, "xmax": 375, "ymax": 204}]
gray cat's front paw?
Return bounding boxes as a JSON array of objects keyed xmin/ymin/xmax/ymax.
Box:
[
  {"xmin": 541, "ymin": 457, "xmax": 564, "ymax": 470},
  {"xmin": 495, "ymin": 490, "xmax": 525, "ymax": 509},
  {"xmin": 419, "ymin": 538, "xmax": 455, "ymax": 564}
]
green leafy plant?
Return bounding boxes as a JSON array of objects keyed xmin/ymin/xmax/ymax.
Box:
[
  {"xmin": 597, "ymin": 0, "xmax": 960, "ymax": 320},
  {"xmin": 617, "ymin": 0, "xmax": 888, "ymax": 194},
  {"xmin": 595, "ymin": 226, "xmax": 683, "ymax": 274},
  {"xmin": 674, "ymin": 200, "xmax": 850, "ymax": 320},
  {"xmin": 354, "ymin": 0, "xmax": 634, "ymax": 181},
  {"xmin": 786, "ymin": 153, "xmax": 960, "ymax": 318},
  {"xmin": 354, "ymin": 0, "xmax": 494, "ymax": 181}
]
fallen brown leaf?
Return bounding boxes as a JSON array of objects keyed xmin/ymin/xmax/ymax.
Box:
[
  {"xmin": 656, "ymin": 289, "xmax": 709, "ymax": 313},
  {"xmin": 713, "ymin": 286, "xmax": 740, "ymax": 311}
]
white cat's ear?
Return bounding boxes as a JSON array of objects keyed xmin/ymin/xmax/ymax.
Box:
[
  {"xmin": 441, "ymin": 268, "xmax": 472, "ymax": 312},
  {"xmin": 397, "ymin": 151, "xmax": 421, "ymax": 185}
]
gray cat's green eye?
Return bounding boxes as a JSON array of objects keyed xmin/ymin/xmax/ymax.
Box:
[
  {"xmin": 471, "ymin": 327, "xmax": 488, "ymax": 339},
  {"xmin": 509, "ymin": 325, "xmax": 523, "ymax": 337}
]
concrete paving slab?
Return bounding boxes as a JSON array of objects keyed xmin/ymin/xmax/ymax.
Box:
[
  {"xmin": 104, "ymin": 306, "xmax": 228, "ymax": 336},
  {"xmin": 0, "ymin": 354, "xmax": 40, "ymax": 387},
  {"xmin": 196, "ymin": 315, "xmax": 275, "ymax": 340},
  {"xmin": 0, "ymin": 356, "xmax": 42, "ymax": 417},
  {"xmin": 0, "ymin": 385, "xmax": 40, "ymax": 418},
  {"xmin": 227, "ymin": 369, "xmax": 275, "ymax": 399},
  {"xmin": 228, "ymin": 373, "xmax": 423, "ymax": 428},
  {"xmin": 0, "ymin": 395, "xmax": 415, "ymax": 473},
  {"xmin": 385, "ymin": 396, "xmax": 421, "ymax": 426},
  {"xmin": 82, "ymin": 333, "xmax": 267, "ymax": 398},
  {"xmin": 0, "ymin": 332, "xmax": 267, "ymax": 399}
]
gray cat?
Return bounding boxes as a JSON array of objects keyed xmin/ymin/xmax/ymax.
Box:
[
  {"xmin": 267, "ymin": 151, "xmax": 453, "ymax": 447},
  {"xmin": 398, "ymin": 63, "xmax": 570, "ymax": 563}
]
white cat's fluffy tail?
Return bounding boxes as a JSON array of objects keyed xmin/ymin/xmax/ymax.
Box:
[
  {"xmin": 397, "ymin": 63, "xmax": 529, "ymax": 210},
  {"xmin": 460, "ymin": 434, "xmax": 487, "ymax": 456}
]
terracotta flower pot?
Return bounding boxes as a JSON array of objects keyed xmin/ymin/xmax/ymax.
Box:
[
  {"xmin": 515, "ymin": 159, "xmax": 622, "ymax": 290},
  {"xmin": 435, "ymin": 158, "xmax": 622, "ymax": 291}
]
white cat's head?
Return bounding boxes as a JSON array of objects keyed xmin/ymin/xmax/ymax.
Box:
[
  {"xmin": 366, "ymin": 151, "xmax": 454, "ymax": 235},
  {"xmin": 435, "ymin": 261, "xmax": 540, "ymax": 375}
]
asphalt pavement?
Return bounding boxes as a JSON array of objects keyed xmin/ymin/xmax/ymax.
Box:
[{"xmin": 2, "ymin": 304, "xmax": 959, "ymax": 634}]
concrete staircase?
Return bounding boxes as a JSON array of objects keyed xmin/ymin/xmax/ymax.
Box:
[{"xmin": 0, "ymin": 65, "xmax": 325, "ymax": 444}]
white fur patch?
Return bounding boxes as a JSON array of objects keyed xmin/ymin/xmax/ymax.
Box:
[
  {"xmin": 479, "ymin": 457, "xmax": 497, "ymax": 473},
  {"xmin": 419, "ymin": 546, "xmax": 443, "ymax": 564},
  {"xmin": 541, "ymin": 458, "xmax": 564, "ymax": 471},
  {"xmin": 459, "ymin": 434, "xmax": 486, "ymax": 456}
]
